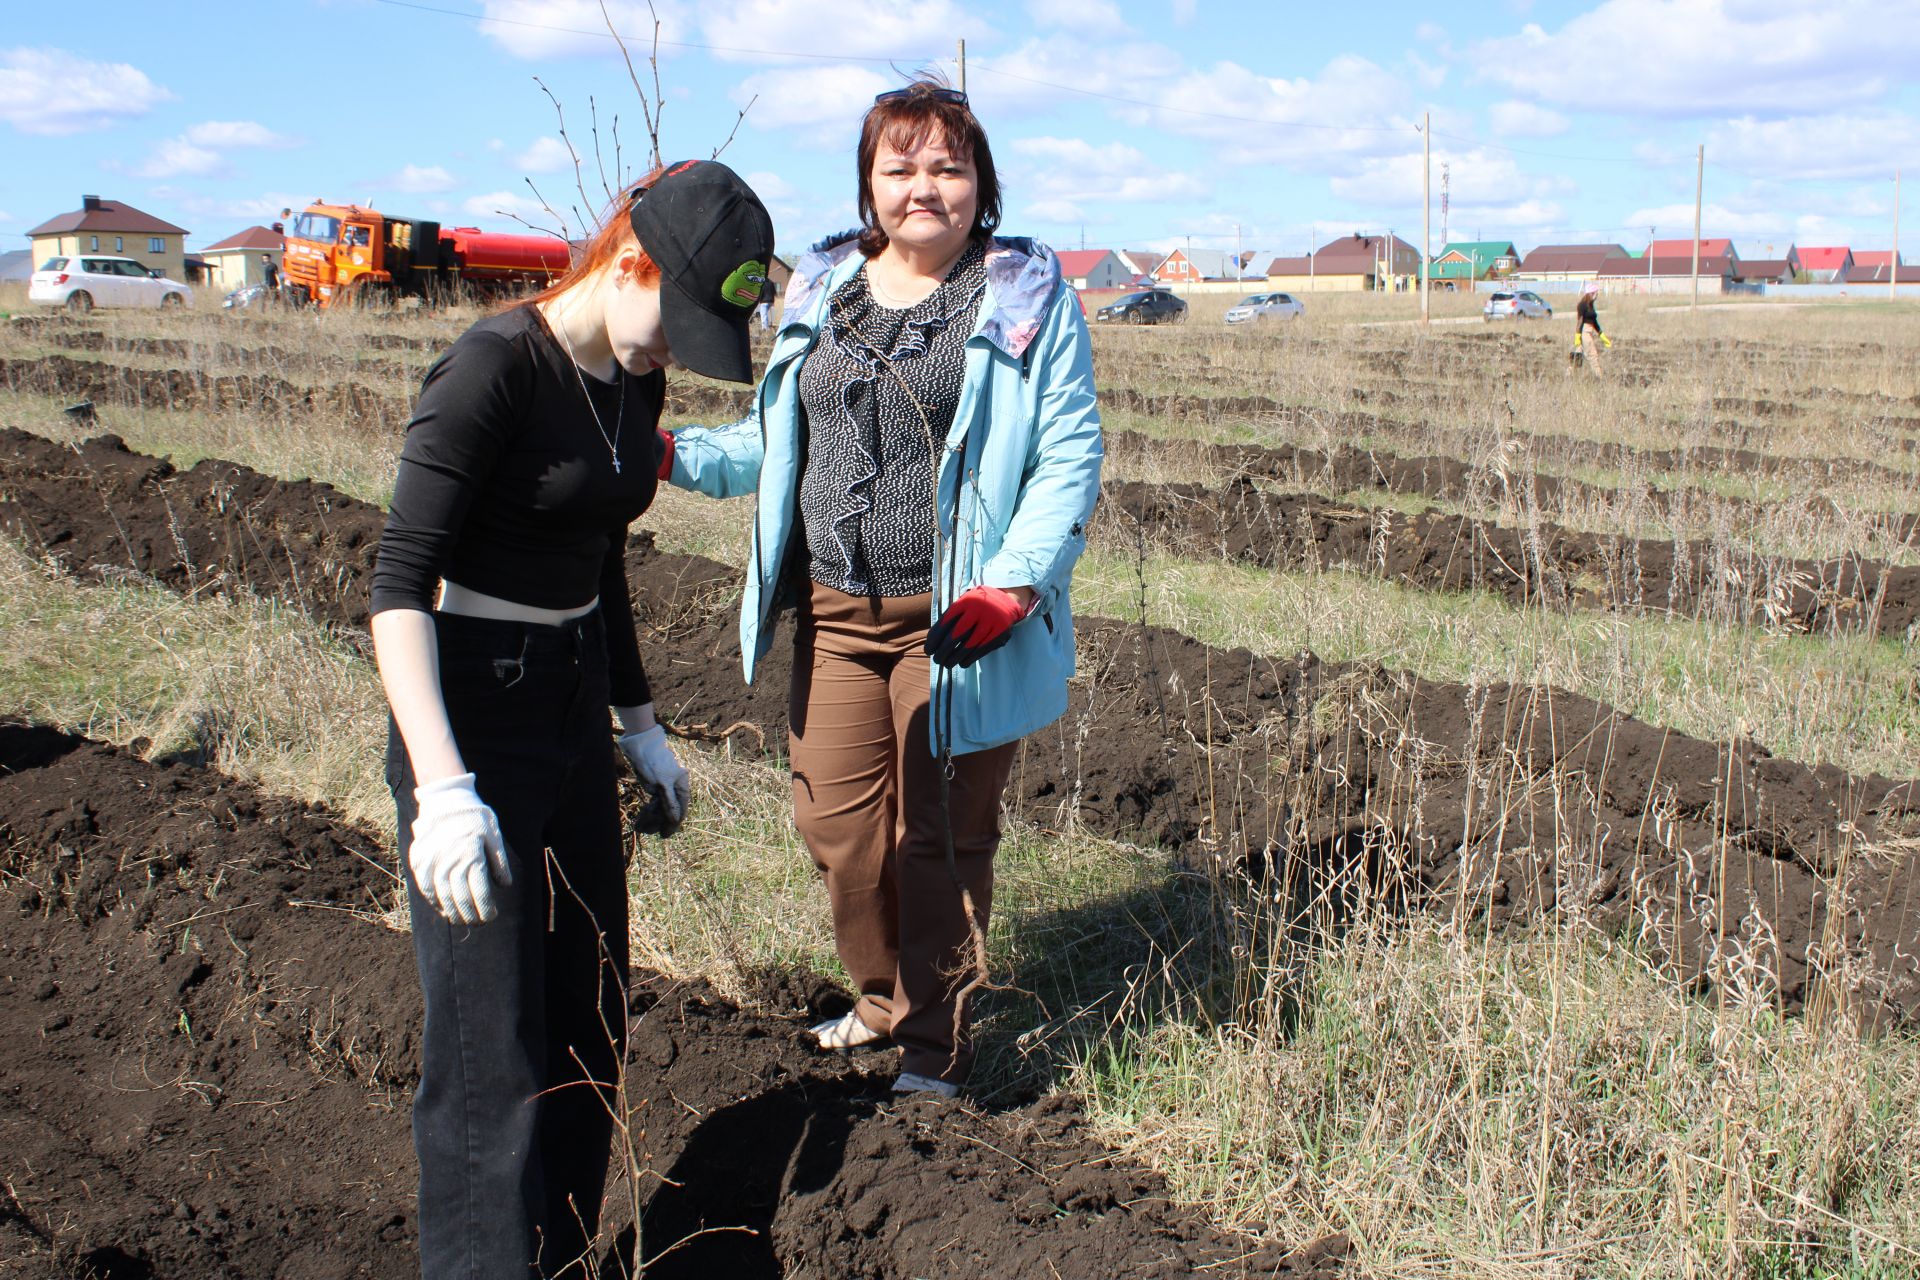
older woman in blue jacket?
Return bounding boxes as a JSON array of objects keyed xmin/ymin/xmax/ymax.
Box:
[{"xmin": 663, "ymin": 81, "xmax": 1102, "ymax": 1097}]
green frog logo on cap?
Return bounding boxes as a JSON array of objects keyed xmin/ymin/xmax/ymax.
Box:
[{"xmin": 721, "ymin": 260, "xmax": 769, "ymax": 309}]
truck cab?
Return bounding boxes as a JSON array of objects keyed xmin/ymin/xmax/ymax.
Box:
[{"xmin": 281, "ymin": 202, "xmax": 440, "ymax": 308}]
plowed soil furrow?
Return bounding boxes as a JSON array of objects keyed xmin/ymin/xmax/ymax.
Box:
[
  {"xmin": 1103, "ymin": 427, "xmax": 1920, "ymax": 542},
  {"xmin": 5, "ymin": 429, "xmax": 1918, "ymax": 1025},
  {"xmin": 1097, "ymin": 386, "xmax": 1920, "ymax": 487},
  {"xmin": 0, "ymin": 723, "xmax": 1346, "ymax": 1280},
  {"xmin": 0, "ymin": 352, "xmax": 755, "ymax": 428},
  {"xmin": 1097, "ymin": 475, "xmax": 1920, "ymax": 636}
]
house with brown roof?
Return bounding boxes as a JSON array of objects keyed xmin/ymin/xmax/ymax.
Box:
[
  {"xmin": 28, "ymin": 195, "xmax": 190, "ymax": 284},
  {"xmin": 1112, "ymin": 249, "xmax": 1164, "ymax": 283},
  {"xmin": 199, "ymin": 225, "xmax": 285, "ymax": 292},
  {"xmin": 1595, "ymin": 252, "xmax": 1735, "ymax": 294},
  {"xmin": 1731, "ymin": 258, "xmax": 1794, "ymax": 285},
  {"xmin": 1842, "ymin": 258, "xmax": 1910, "ymax": 285},
  {"xmin": 1512, "ymin": 243, "xmax": 1626, "ymax": 280},
  {"xmin": 1266, "ymin": 233, "xmax": 1423, "ymax": 292}
]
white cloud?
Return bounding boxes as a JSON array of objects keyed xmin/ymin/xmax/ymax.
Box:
[
  {"xmin": 378, "ymin": 164, "xmax": 460, "ymax": 194},
  {"xmin": 134, "ymin": 139, "xmax": 224, "ymax": 179},
  {"xmin": 131, "ymin": 118, "xmax": 297, "ymax": 179},
  {"xmin": 476, "ymin": 1, "xmax": 693, "ymax": 60},
  {"xmin": 1009, "ymin": 136, "xmax": 1205, "ymax": 216},
  {"xmin": 463, "ymin": 189, "xmax": 568, "ymax": 232},
  {"xmin": 1474, "ymin": 0, "xmax": 1920, "ymax": 116},
  {"xmin": 1029, "ymin": 0, "xmax": 1124, "ymax": 27},
  {"xmin": 733, "ymin": 63, "xmax": 893, "ymax": 143},
  {"xmin": 185, "ymin": 120, "xmax": 293, "ymax": 148},
  {"xmin": 1709, "ymin": 111, "xmax": 1920, "ymax": 182},
  {"xmin": 1489, "ymin": 100, "xmax": 1568, "ymax": 138},
  {"xmin": 744, "ymin": 170, "xmax": 797, "ymax": 200},
  {"xmin": 1023, "ymin": 198, "xmax": 1086, "ymax": 224},
  {"xmin": 0, "ymin": 47, "xmax": 172, "ymax": 135},
  {"xmin": 1624, "ymin": 200, "xmax": 1826, "ymax": 240},
  {"xmin": 1171, "ymin": 0, "xmax": 1197, "ymax": 25},
  {"xmin": 514, "ymin": 136, "xmax": 578, "ymax": 173},
  {"xmin": 1129, "ymin": 56, "xmax": 1417, "ymax": 169},
  {"xmin": 701, "ymin": 0, "xmax": 968, "ymax": 63}
]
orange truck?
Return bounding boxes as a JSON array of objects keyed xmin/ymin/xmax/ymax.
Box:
[{"xmin": 280, "ymin": 201, "xmax": 572, "ymax": 308}]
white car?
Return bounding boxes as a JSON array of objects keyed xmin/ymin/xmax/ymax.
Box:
[
  {"xmin": 1483, "ymin": 290, "xmax": 1552, "ymax": 320},
  {"xmin": 29, "ymin": 255, "xmax": 192, "ymax": 313},
  {"xmin": 1224, "ymin": 292, "xmax": 1305, "ymax": 324}
]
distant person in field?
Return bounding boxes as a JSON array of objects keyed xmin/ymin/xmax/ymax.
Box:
[
  {"xmin": 1575, "ymin": 281, "xmax": 1610, "ymax": 375},
  {"xmin": 260, "ymin": 254, "xmax": 279, "ymax": 291},
  {"xmin": 663, "ymin": 80, "xmax": 1104, "ymax": 1098},
  {"xmin": 369, "ymin": 161, "xmax": 773, "ymax": 1280}
]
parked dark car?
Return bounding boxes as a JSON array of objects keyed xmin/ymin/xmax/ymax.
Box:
[{"xmin": 1095, "ymin": 289, "xmax": 1187, "ymax": 324}]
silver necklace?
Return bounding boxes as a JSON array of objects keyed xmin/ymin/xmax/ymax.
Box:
[{"xmin": 552, "ymin": 315, "xmax": 626, "ymax": 474}]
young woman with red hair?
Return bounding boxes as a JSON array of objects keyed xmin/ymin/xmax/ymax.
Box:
[{"xmin": 370, "ymin": 161, "xmax": 774, "ymax": 1279}]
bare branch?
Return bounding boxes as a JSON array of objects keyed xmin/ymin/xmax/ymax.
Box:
[
  {"xmin": 533, "ymin": 75, "xmax": 596, "ymax": 226},
  {"xmin": 599, "ymin": 0, "xmax": 663, "ymax": 170},
  {"xmin": 711, "ymin": 95, "xmax": 756, "ymax": 161},
  {"xmin": 588, "ymin": 96, "xmax": 613, "ymax": 205}
]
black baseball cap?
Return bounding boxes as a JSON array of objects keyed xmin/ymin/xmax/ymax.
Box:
[{"xmin": 629, "ymin": 160, "xmax": 776, "ymax": 384}]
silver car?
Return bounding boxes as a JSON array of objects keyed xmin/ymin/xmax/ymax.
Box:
[
  {"xmin": 1224, "ymin": 292, "xmax": 1305, "ymax": 324},
  {"xmin": 1483, "ymin": 289, "xmax": 1552, "ymax": 320}
]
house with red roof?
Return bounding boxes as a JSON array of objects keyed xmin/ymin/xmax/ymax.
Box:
[
  {"xmin": 1843, "ymin": 257, "xmax": 1910, "ymax": 285},
  {"xmin": 1851, "ymin": 250, "xmax": 1905, "ymax": 269},
  {"xmin": 1796, "ymin": 246, "xmax": 1852, "ymax": 282},
  {"xmin": 1264, "ymin": 234, "xmax": 1423, "ymax": 292},
  {"xmin": 199, "ymin": 225, "xmax": 286, "ymax": 292},
  {"xmin": 1648, "ymin": 237, "xmax": 1737, "ymax": 261},
  {"xmin": 1053, "ymin": 250, "xmax": 1135, "ymax": 291},
  {"xmin": 1112, "ymin": 249, "xmax": 1165, "ymax": 283}
]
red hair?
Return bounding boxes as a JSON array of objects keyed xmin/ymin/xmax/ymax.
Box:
[{"xmin": 522, "ymin": 171, "xmax": 664, "ymax": 308}]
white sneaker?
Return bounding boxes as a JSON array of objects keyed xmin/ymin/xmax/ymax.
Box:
[
  {"xmin": 891, "ymin": 1071, "xmax": 960, "ymax": 1099},
  {"xmin": 809, "ymin": 1011, "xmax": 890, "ymax": 1052}
]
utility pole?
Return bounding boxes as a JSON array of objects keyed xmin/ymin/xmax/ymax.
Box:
[
  {"xmin": 1440, "ymin": 162, "xmax": 1450, "ymax": 246},
  {"xmin": 1235, "ymin": 222, "xmax": 1242, "ymax": 284},
  {"xmin": 1421, "ymin": 110, "xmax": 1431, "ymax": 327},
  {"xmin": 1691, "ymin": 143, "xmax": 1704, "ymax": 313},
  {"xmin": 956, "ymin": 39, "xmax": 966, "ymax": 93},
  {"xmin": 1309, "ymin": 221, "xmax": 1315, "ymax": 292},
  {"xmin": 1893, "ymin": 170, "xmax": 1902, "ymax": 299},
  {"xmin": 1648, "ymin": 225, "xmax": 1655, "ymax": 287}
]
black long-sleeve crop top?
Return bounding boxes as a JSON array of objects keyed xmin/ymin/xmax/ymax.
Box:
[{"xmin": 370, "ymin": 304, "xmax": 666, "ymax": 706}]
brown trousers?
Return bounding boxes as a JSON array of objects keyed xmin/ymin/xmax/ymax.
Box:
[{"xmin": 789, "ymin": 582, "xmax": 1017, "ymax": 1084}]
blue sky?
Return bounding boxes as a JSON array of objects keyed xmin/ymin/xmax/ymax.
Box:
[{"xmin": 3, "ymin": 0, "xmax": 1916, "ymax": 263}]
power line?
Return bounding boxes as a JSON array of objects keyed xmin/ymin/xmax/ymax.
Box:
[{"xmin": 371, "ymin": 0, "xmax": 931, "ymax": 64}]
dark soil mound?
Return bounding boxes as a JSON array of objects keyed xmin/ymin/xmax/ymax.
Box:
[
  {"xmin": 6, "ymin": 430, "xmax": 1918, "ymax": 1020},
  {"xmin": 0, "ymin": 726, "xmax": 1344, "ymax": 1279}
]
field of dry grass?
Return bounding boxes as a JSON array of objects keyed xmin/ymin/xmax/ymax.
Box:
[{"xmin": 3, "ymin": 286, "xmax": 1918, "ymax": 1278}]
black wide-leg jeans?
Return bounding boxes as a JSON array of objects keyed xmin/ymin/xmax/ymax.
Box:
[{"xmin": 387, "ymin": 608, "xmax": 628, "ymax": 1280}]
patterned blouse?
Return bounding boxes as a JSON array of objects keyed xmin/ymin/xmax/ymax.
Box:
[{"xmin": 796, "ymin": 239, "xmax": 989, "ymax": 598}]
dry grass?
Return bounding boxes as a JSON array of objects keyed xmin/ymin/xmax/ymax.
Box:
[{"xmin": 5, "ymin": 290, "xmax": 1920, "ymax": 1277}]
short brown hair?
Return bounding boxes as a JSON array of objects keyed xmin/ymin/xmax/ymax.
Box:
[{"xmin": 856, "ymin": 81, "xmax": 1001, "ymax": 258}]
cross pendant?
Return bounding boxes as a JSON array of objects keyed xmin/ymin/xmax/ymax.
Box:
[{"xmin": 613, "ymin": 456, "xmax": 622, "ymax": 474}]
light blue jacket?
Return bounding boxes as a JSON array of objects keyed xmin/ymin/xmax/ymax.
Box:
[{"xmin": 667, "ymin": 233, "xmax": 1104, "ymax": 754}]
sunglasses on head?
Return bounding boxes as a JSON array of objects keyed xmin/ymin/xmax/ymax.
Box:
[{"xmin": 874, "ymin": 86, "xmax": 968, "ymax": 106}]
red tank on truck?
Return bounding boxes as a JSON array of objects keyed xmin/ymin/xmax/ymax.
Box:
[{"xmin": 280, "ymin": 201, "xmax": 572, "ymax": 309}]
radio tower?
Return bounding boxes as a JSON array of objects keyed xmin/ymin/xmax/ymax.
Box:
[{"xmin": 1440, "ymin": 162, "xmax": 1450, "ymax": 247}]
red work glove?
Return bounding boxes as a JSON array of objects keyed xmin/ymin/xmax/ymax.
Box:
[
  {"xmin": 655, "ymin": 428, "xmax": 675, "ymax": 481},
  {"xmin": 925, "ymin": 586, "xmax": 1030, "ymax": 668}
]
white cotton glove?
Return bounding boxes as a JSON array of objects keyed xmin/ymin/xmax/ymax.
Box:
[
  {"xmin": 409, "ymin": 773, "xmax": 512, "ymax": 926},
  {"xmin": 618, "ymin": 725, "xmax": 690, "ymax": 823}
]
